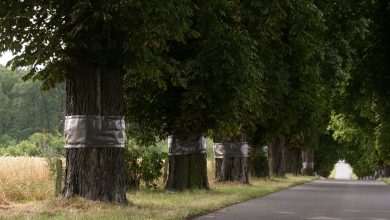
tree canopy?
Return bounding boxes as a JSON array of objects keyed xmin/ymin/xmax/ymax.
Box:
[{"xmin": 1, "ymin": 0, "xmax": 390, "ymax": 180}]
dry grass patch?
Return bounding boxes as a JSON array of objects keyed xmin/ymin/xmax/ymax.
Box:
[{"xmin": 0, "ymin": 156, "xmax": 54, "ymax": 203}]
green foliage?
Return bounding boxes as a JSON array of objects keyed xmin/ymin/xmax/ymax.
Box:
[
  {"xmin": 0, "ymin": 134, "xmax": 16, "ymax": 147},
  {"xmin": 0, "ymin": 132, "xmax": 64, "ymax": 157},
  {"xmin": 0, "ymin": 0, "xmax": 194, "ymax": 89},
  {"xmin": 1, "ymin": 0, "xmax": 390, "ymax": 178},
  {"xmin": 125, "ymin": 0, "xmax": 262, "ymax": 144},
  {"xmin": 328, "ymin": 113, "xmax": 380, "ymax": 177},
  {"xmin": 314, "ymin": 133, "xmax": 341, "ymax": 177},
  {"xmin": 244, "ymin": 0, "xmax": 332, "ymax": 148},
  {"xmin": 331, "ymin": 0, "xmax": 390, "ymax": 168},
  {"xmin": 125, "ymin": 140, "xmax": 167, "ymax": 189},
  {"xmin": 0, "ymin": 67, "xmax": 65, "ymax": 141},
  {"xmin": 249, "ymin": 146, "xmax": 269, "ymax": 177}
]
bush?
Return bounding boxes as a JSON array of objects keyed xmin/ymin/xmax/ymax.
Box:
[
  {"xmin": 249, "ymin": 146, "xmax": 270, "ymax": 178},
  {"xmin": 125, "ymin": 140, "xmax": 167, "ymax": 189},
  {"xmin": 0, "ymin": 132, "xmax": 64, "ymax": 157},
  {"xmin": 0, "ymin": 134, "xmax": 16, "ymax": 147}
]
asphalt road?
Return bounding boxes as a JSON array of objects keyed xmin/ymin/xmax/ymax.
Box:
[{"xmin": 195, "ymin": 179, "xmax": 390, "ymax": 220}]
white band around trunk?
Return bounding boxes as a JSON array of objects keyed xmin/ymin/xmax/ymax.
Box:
[
  {"xmin": 168, "ymin": 136, "xmax": 207, "ymax": 156},
  {"xmin": 302, "ymin": 162, "xmax": 314, "ymax": 169},
  {"xmin": 213, "ymin": 142, "xmax": 249, "ymax": 158}
]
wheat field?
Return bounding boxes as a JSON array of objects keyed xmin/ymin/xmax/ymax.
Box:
[{"xmin": 0, "ymin": 156, "xmax": 54, "ymax": 205}]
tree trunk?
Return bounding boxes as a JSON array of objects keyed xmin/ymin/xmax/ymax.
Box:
[
  {"xmin": 165, "ymin": 136, "xmax": 209, "ymax": 190},
  {"xmin": 268, "ymin": 136, "xmax": 286, "ymax": 177},
  {"xmin": 214, "ymin": 142, "xmax": 249, "ymax": 184},
  {"xmin": 302, "ymin": 151, "xmax": 314, "ymax": 176},
  {"xmin": 62, "ymin": 64, "xmax": 127, "ymax": 204},
  {"xmin": 285, "ymin": 148, "xmax": 302, "ymax": 176},
  {"xmin": 384, "ymin": 164, "xmax": 390, "ymax": 177},
  {"xmin": 249, "ymin": 146, "xmax": 270, "ymax": 178}
]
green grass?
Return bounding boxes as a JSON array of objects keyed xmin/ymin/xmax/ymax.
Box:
[
  {"xmin": 382, "ymin": 178, "xmax": 390, "ymax": 185},
  {"xmin": 328, "ymin": 166, "xmax": 336, "ymax": 179},
  {"xmin": 1, "ymin": 175, "xmax": 315, "ymax": 220}
]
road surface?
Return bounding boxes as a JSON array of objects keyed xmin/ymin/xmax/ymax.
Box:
[{"xmin": 195, "ymin": 179, "xmax": 390, "ymax": 220}]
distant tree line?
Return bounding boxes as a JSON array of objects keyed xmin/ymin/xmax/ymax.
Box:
[{"xmin": 0, "ymin": 66, "xmax": 65, "ymax": 144}]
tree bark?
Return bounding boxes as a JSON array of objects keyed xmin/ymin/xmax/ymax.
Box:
[
  {"xmin": 165, "ymin": 137, "xmax": 209, "ymax": 190},
  {"xmin": 62, "ymin": 63, "xmax": 127, "ymax": 204},
  {"xmin": 214, "ymin": 142, "xmax": 249, "ymax": 184},
  {"xmin": 384, "ymin": 164, "xmax": 390, "ymax": 177},
  {"xmin": 302, "ymin": 151, "xmax": 314, "ymax": 176},
  {"xmin": 285, "ymin": 148, "xmax": 302, "ymax": 176},
  {"xmin": 268, "ymin": 136, "xmax": 286, "ymax": 177}
]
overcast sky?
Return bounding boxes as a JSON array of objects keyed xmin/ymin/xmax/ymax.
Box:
[{"xmin": 0, "ymin": 51, "xmax": 14, "ymax": 66}]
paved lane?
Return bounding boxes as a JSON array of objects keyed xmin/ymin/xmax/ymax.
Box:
[{"xmin": 195, "ymin": 179, "xmax": 390, "ymax": 220}]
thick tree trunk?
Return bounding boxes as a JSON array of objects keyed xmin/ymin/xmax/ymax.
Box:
[
  {"xmin": 165, "ymin": 136, "xmax": 209, "ymax": 190},
  {"xmin": 214, "ymin": 142, "xmax": 249, "ymax": 184},
  {"xmin": 249, "ymin": 146, "xmax": 270, "ymax": 178},
  {"xmin": 285, "ymin": 148, "xmax": 302, "ymax": 176},
  {"xmin": 62, "ymin": 64, "xmax": 127, "ymax": 204},
  {"xmin": 268, "ymin": 136, "xmax": 286, "ymax": 177},
  {"xmin": 302, "ymin": 151, "xmax": 314, "ymax": 176},
  {"xmin": 384, "ymin": 164, "xmax": 390, "ymax": 177}
]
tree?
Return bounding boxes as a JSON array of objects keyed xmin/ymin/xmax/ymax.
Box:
[
  {"xmin": 0, "ymin": 0, "xmax": 194, "ymax": 203},
  {"xmin": 125, "ymin": 0, "xmax": 261, "ymax": 190},
  {"xmin": 328, "ymin": 0, "xmax": 390, "ymax": 176},
  {"xmin": 213, "ymin": 134, "xmax": 249, "ymax": 184},
  {"xmin": 313, "ymin": 133, "xmax": 340, "ymax": 177},
  {"xmin": 328, "ymin": 113, "xmax": 381, "ymax": 178},
  {"xmin": 242, "ymin": 0, "xmax": 327, "ymax": 176}
]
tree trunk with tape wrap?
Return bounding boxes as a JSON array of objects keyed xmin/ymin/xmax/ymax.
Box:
[
  {"xmin": 302, "ymin": 151, "xmax": 314, "ymax": 176},
  {"xmin": 214, "ymin": 142, "xmax": 249, "ymax": 184},
  {"xmin": 268, "ymin": 136, "xmax": 286, "ymax": 177},
  {"xmin": 165, "ymin": 136, "xmax": 209, "ymax": 190},
  {"xmin": 63, "ymin": 63, "xmax": 127, "ymax": 204}
]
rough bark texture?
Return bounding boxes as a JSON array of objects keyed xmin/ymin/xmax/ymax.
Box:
[
  {"xmin": 62, "ymin": 64, "xmax": 127, "ymax": 204},
  {"xmin": 215, "ymin": 156, "xmax": 249, "ymax": 184},
  {"xmin": 249, "ymin": 146, "xmax": 270, "ymax": 178},
  {"xmin": 268, "ymin": 136, "xmax": 286, "ymax": 177},
  {"xmin": 302, "ymin": 151, "xmax": 315, "ymax": 176},
  {"xmin": 165, "ymin": 152, "xmax": 209, "ymax": 190},
  {"xmin": 285, "ymin": 148, "xmax": 302, "ymax": 176},
  {"xmin": 384, "ymin": 164, "xmax": 390, "ymax": 177}
]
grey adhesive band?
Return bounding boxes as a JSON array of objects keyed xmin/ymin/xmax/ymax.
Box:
[
  {"xmin": 302, "ymin": 162, "xmax": 314, "ymax": 169},
  {"xmin": 213, "ymin": 142, "xmax": 249, "ymax": 158},
  {"xmin": 64, "ymin": 115, "xmax": 125, "ymax": 148},
  {"xmin": 168, "ymin": 136, "xmax": 206, "ymax": 156}
]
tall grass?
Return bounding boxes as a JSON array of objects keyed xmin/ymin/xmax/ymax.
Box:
[{"xmin": 0, "ymin": 156, "xmax": 54, "ymax": 204}]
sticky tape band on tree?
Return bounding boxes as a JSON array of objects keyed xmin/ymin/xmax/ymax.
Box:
[
  {"xmin": 213, "ymin": 142, "xmax": 249, "ymax": 158},
  {"xmin": 64, "ymin": 115, "xmax": 125, "ymax": 148},
  {"xmin": 168, "ymin": 136, "xmax": 207, "ymax": 156},
  {"xmin": 302, "ymin": 162, "xmax": 314, "ymax": 169}
]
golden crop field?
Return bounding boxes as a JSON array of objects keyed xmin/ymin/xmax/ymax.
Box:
[{"xmin": 0, "ymin": 156, "xmax": 54, "ymax": 205}]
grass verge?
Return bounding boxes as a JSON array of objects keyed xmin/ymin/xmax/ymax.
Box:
[
  {"xmin": 382, "ymin": 178, "xmax": 390, "ymax": 185},
  {"xmin": 1, "ymin": 175, "xmax": 316, "ymax": 220}
]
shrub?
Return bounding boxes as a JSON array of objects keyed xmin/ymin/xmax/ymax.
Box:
[{"xmin": 125, "ymin": 140, "xmax": 167, "ymax": 189}]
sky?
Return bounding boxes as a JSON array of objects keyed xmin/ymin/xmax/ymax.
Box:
[
  {"xmin": 335, "ymin": 160, "xmax": 354, "ymax": 180},
  {"xmin": 0, "ymin": 51, "xmax": 14, "ymax": 66}
]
